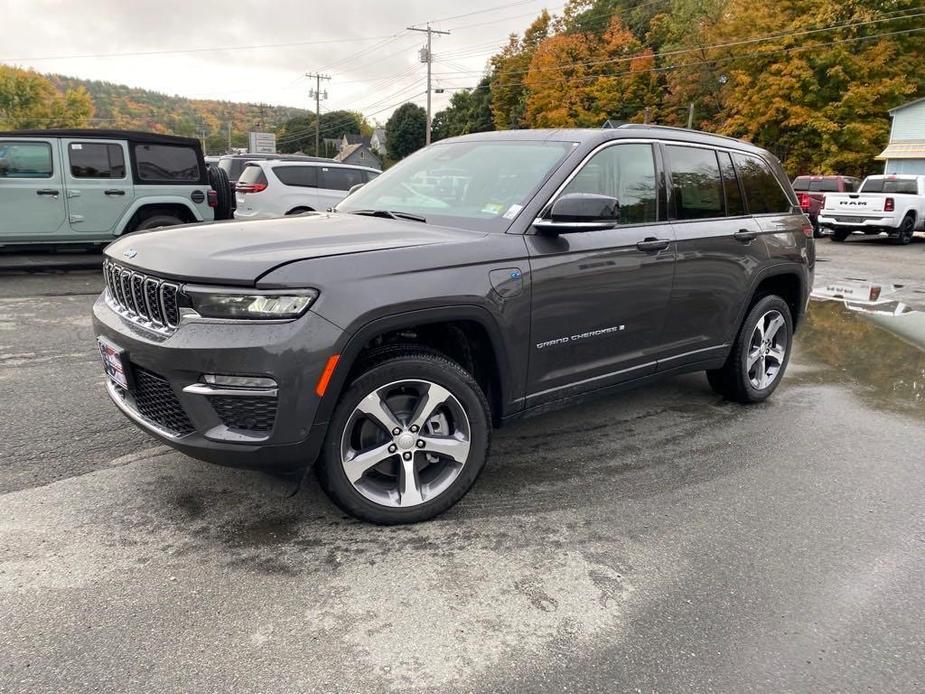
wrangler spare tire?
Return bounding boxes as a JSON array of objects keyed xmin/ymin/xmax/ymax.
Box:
[{"xmin": 207, "ymin": 164, "xmax": 234, "ymax": 220}]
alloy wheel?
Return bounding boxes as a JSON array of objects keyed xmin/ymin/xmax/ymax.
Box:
[
  {"xmin": 747, "ymin": 310, "xmax": 787, "ymax": 390},
  {"xmin": 339, "ymin": 379, "xmax": 471, "ymax": 508}
]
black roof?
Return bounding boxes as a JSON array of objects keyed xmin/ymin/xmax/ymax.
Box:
[{"xmin": 0, "ymin": 128, "xmax": 201, "ymax": 147}]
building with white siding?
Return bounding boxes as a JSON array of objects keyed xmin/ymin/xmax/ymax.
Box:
[{"xmin": 877, "ymin": 97, "xmax": 925, "ymax": 174}]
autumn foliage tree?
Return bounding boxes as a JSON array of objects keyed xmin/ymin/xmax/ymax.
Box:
[{"xmin": 0, "ymin": 66, "xmax": 93, "ymax": 129}]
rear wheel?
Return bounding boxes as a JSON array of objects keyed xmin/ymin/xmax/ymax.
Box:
[
  {"xmin": 706, "ymin": 295, "xmax": 793, "ymax": 404},
  {"xmin": 133, "ymin": 214, "xmax": 184, "ymax": 231},
  {"xmin": 830, "ymin": 229, "xmax": 850, "ymax": 242},
  {"xmin": 894, "ymin": 215, "xmax": 915, "ymax": 245},
  {"xmin": 317, "ymin": 350, "xmax": 491, "ymax": 524}
]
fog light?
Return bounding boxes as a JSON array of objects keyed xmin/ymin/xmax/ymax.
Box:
[{"xmin": 203, "ymin": 374, "xmax": 277, "ymax": 389}]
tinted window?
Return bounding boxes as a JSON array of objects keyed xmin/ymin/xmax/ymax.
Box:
[
  {"xmin": 0, "ymin": 141, "xmax": 52, "ymax": 178},
  {"xmin": 237, "ymin": 165, "xmax": 267, "ymax": 186},
  {"xmin": 667, "ymin": 145, "xmax": 724, "ymax": 220},
  {"xmin": 560, "ymin": 143, "xmax": 658, "ymax": 225},
  {"xmin": 320, "ymin": 166, "xmax": 367, "ymax": 191},
  {"xmin": 134, "ymin": 144, "xmax": 201, "ymax": 182},
  {"xmin": 69, "ymin": 143, "xmax": 125, "ymax": 179},
  {"xmin": 733, "ymin": 153, "xmax": 792, "ymax": 214},
  {"xmin": 365, "ymin": 171, "xmax": 380, "ymax": 183},
  {"xmin": 718, "ymin": 151, "xmax": 745, "ymax": 216},
  {"xmin": 274, "ymin": 166, "xmax": 318, "ymax": 188},
  {"xmin": 792, "ymin": 177, "xmax": 809, "ymax": 191},
  {"xmin": 860, "ymin": 178, "xmax": 918, "ymax": 194}
]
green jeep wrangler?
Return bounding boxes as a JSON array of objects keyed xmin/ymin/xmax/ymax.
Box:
[{"xmin": 0, "ymin": 129, "xmax": 233, "ymax": 248}]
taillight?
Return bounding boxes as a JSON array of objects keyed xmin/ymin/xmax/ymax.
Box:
[
  {"xmin": 236, "ymin": 183, "xmax": 268, "ymax": 194},
  {"xmin": 801, "ymin": 220, "xmax": 814, "ymax": 237},
  {"xmin": 207, "ymin": 190, "xmax": 218, "ymax": 207},
  {"xmin": 798, "ymin": 192, "xmax": 811, "ymax": 210},
  {"xmin": 884, "ymin": 197, "xmax": 894, "ymax": 212}
]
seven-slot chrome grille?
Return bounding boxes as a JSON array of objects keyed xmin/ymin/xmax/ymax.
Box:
[{"xmin": 103, "ymin": 259, "xmax": 181, "ymax": 332}]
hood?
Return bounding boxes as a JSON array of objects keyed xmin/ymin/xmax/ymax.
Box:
[{"xmin": 105, "ymin": 213, "xmax": 484, "ymax": 285}]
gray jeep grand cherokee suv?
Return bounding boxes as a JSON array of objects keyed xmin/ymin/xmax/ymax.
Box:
[{"xmin": 92, "ymin": 126, "xmax": 814, "ymax": 524}]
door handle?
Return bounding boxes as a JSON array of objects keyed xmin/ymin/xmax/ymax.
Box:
[
  {"xmin": 636, "ymin": 237, "xmax": 670, "ymax": 252},
  {"xmin": 734, "ymin": 228, "xmax": 758, "ymax": 242},
  {"xmin": 36, "ymin": 189, "xmax": 59, "ymax": 197},
  {"xmin": 104, "ymin": 189, "xmax": 126, "ymax": 196}
]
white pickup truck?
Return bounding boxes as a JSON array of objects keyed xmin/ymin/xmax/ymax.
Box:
[{"xmin": 818, "ymin": 174, "xmax": 925, "ymax": 245}]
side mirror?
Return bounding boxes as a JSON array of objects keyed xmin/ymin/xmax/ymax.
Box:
[
  {"xmin": 346, "ymin": 183, "xmax": 365, "ymax": 196},
  {"xmin": 534, "ymin": 193, "xmax": 620, "ymax": 234}
]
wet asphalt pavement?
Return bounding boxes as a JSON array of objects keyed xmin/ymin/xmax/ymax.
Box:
[{"xmin": 1, "ymin": 236, "xmax": 924, "ymax": 693}]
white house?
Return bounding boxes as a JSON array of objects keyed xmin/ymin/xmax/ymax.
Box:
[
  {"xmin": 370, "ymin": 128, "xmax": 388, "ymax": 156},
  {"xmin": 877, "ymin": 97, "xmax": 925, "ymax": 174}
]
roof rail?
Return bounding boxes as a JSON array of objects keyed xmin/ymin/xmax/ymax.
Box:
[{"xmin": 616, "ymin": 123, "xmax": 746, "ymax": 144}]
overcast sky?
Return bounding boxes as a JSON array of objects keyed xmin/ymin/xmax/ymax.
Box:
[{"xmin": 2, "ymin": 0, "xmax": 562, "ymax": 124}]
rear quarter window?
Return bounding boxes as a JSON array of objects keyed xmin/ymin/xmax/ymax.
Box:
[
  {"xmin": 134, "ymin": 144, "xmax": 202, "ymax": 183},
  {"xmin": 732, "ymin": 153, "xmax": 792, "ymax": 214}
]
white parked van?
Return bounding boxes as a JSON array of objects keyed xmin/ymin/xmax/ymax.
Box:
[{"xmin": 233, "ymin": 160, "xmax": 380, "ymax": 220}]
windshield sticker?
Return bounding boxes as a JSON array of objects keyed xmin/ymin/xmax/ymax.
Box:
[
  {"xmin": 481, "ymin": 203, "xmax": 504, "ymax": 215},
  {"xmin": 502, "ymin": 204, "xmax": 523, "ymax": 220}
]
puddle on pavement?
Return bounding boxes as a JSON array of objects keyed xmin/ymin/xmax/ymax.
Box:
[{"xmin": 795, "ymin": 289, "xmax": 925, "ymax": 418}]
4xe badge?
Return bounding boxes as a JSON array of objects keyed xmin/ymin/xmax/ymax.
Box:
[{"xmin": 122, "ymin": 248, "xmax": 137, "ymax": 259}]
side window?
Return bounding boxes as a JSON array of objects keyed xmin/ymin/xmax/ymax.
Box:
[
  {"xmin": 0, "ymin": 141, "xmax": 53, "ymax": 178},
  {"xmin": 134, "ymin": 144, "xmax": 201, "ymax": 182},
  {"xmin": 666, "ymin": 145, "xmax": 724, "ymax": 220},
  {"xmin": 365, "ymin": 171, "xmax": 380, "ymax": 183},
  {"xmin": 320, "ymin": 167, "xmax": 367, "ymax": 192},
  {"xmin": 274, "ymin": 166, "xmax": 318, "ymax": 188},
  {"xmin": 559, "ymin": 143, "xmax": 658, "ymax": 225},
  {"xmin": 718, "ymin": 151, "xmax": 745, "ymax": 216},
  {"xmin": 732, "ymin": 153, "xmax": 792, "ymax": 214},
  {"xmin": 69, "ymin": 143, "xmax": 125, "ymax": 179}
]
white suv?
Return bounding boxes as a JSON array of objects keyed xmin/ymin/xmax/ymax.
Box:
[{"xmin": 234, "ymin": 160, "xmax": 380, "ymax": 220}]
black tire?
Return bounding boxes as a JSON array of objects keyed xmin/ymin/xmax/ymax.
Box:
[
  {"xmin": 893, "ymin": 215, "xmax": 915, "ymax": 245},
  {"xmin": 316, "ymin": 349, "xmax": 491, "ymax": 524},
  {"xmin": 133, "ymin": 214, "xmax": 185, "ymax": 231},
  {"xmin": 207, "ymin": 165, "xmax": 234, "ymax": 220},
  {"xmin": 830, "ymin": 229, "xmax": 850, "ymax": 242},
  {"xmin": 706, "ymin": 295, "xmax": 793, "ymax": 404},
  {"xmin": 285, "ymin": 207, "xmax": 314, "ymax": 215},
  {"xmin": 811, "ymin": 219, "xmax": 824, "ymax": 238}
]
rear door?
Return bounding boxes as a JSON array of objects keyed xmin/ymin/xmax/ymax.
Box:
[
  {"xmin": 318, "ymin": 166, "xmax": 367, "ymax": 210},
  {"xmin": 525, "ymin": 141, "xmax": 676, "ymax": 404},
  {"xmin": 660, "ymin": 145, "xmax": 766, "ymax": 365},
  {"xmin": 63, "ymin": 139, "xmax": 133, "ymax": 234},
  {"xmin": 0, "ymin": 138, "xmax": 67, "ymax": 239}
]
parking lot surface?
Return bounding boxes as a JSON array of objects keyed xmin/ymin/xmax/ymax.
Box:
[{"xmin": 1, "ymin": 237, "xmax": 923, "ymax": 693}]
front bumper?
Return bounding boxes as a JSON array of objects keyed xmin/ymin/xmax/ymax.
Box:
[{"xmin": 92, "ymin": 293, "xmax": 343, "ymax": 471}]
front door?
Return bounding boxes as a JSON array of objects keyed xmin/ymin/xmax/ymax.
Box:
[
  {"xmin": 525, "ymin": 142, "xmax": 676, "ymax": 406},
  {"xmin": 0, "ymin": 138, "xmax": 67, "ymax": 239},
  {"xmin": 63, "ymin": 139, "xmax": 133, "ymax": 234}
]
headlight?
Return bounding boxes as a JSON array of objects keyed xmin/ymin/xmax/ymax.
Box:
[{"xmin": 183, "ymin": 287, "xmax": 318, "ymax": 320}]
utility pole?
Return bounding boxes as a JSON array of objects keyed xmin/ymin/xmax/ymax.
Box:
[
  {"xmin": 306, "ymin": 72, "xmax": 331, "ymax": 156},
  {"xmin": 227, "ymin": 121, "xmax": 232, "ymax": 154},
  {"xmin": 407, "ymin": 24, "xmax": 450, "ymax": 146}
]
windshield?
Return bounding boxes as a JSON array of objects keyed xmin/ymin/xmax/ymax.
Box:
[
  {"xmin": 336, "ymin": 140, "xmax": 575, "ymax": 232},
  {"xmin": 861, "ymin": 177, "xmax": 918, "ymax": 194}
]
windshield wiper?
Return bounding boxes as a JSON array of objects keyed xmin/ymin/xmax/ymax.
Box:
[{"xmin": 348, "ymin": 209, "xmax": 427, "ymax": 223}]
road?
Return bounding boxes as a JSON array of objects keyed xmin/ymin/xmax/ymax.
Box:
[{"xmin": 1, "ymin": 237, "xmax": 923, "ymax": 693}]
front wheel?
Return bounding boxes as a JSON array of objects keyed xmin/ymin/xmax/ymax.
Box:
[
  {"xmin": 316, "ymin": 350, "xmax": 491, "ymax": 524},
  {"xmin": 706, "ymin": 295, "xmax": 793, "ymax": 404}
]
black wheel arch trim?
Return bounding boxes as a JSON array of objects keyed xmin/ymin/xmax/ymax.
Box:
[
  {"xmin": 732, "ymin": 263, "xmax": 809, "ymax": 341},
  {"xmin": 311, "ymin": 304, "xmax": 516, "ymax": 428}
]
